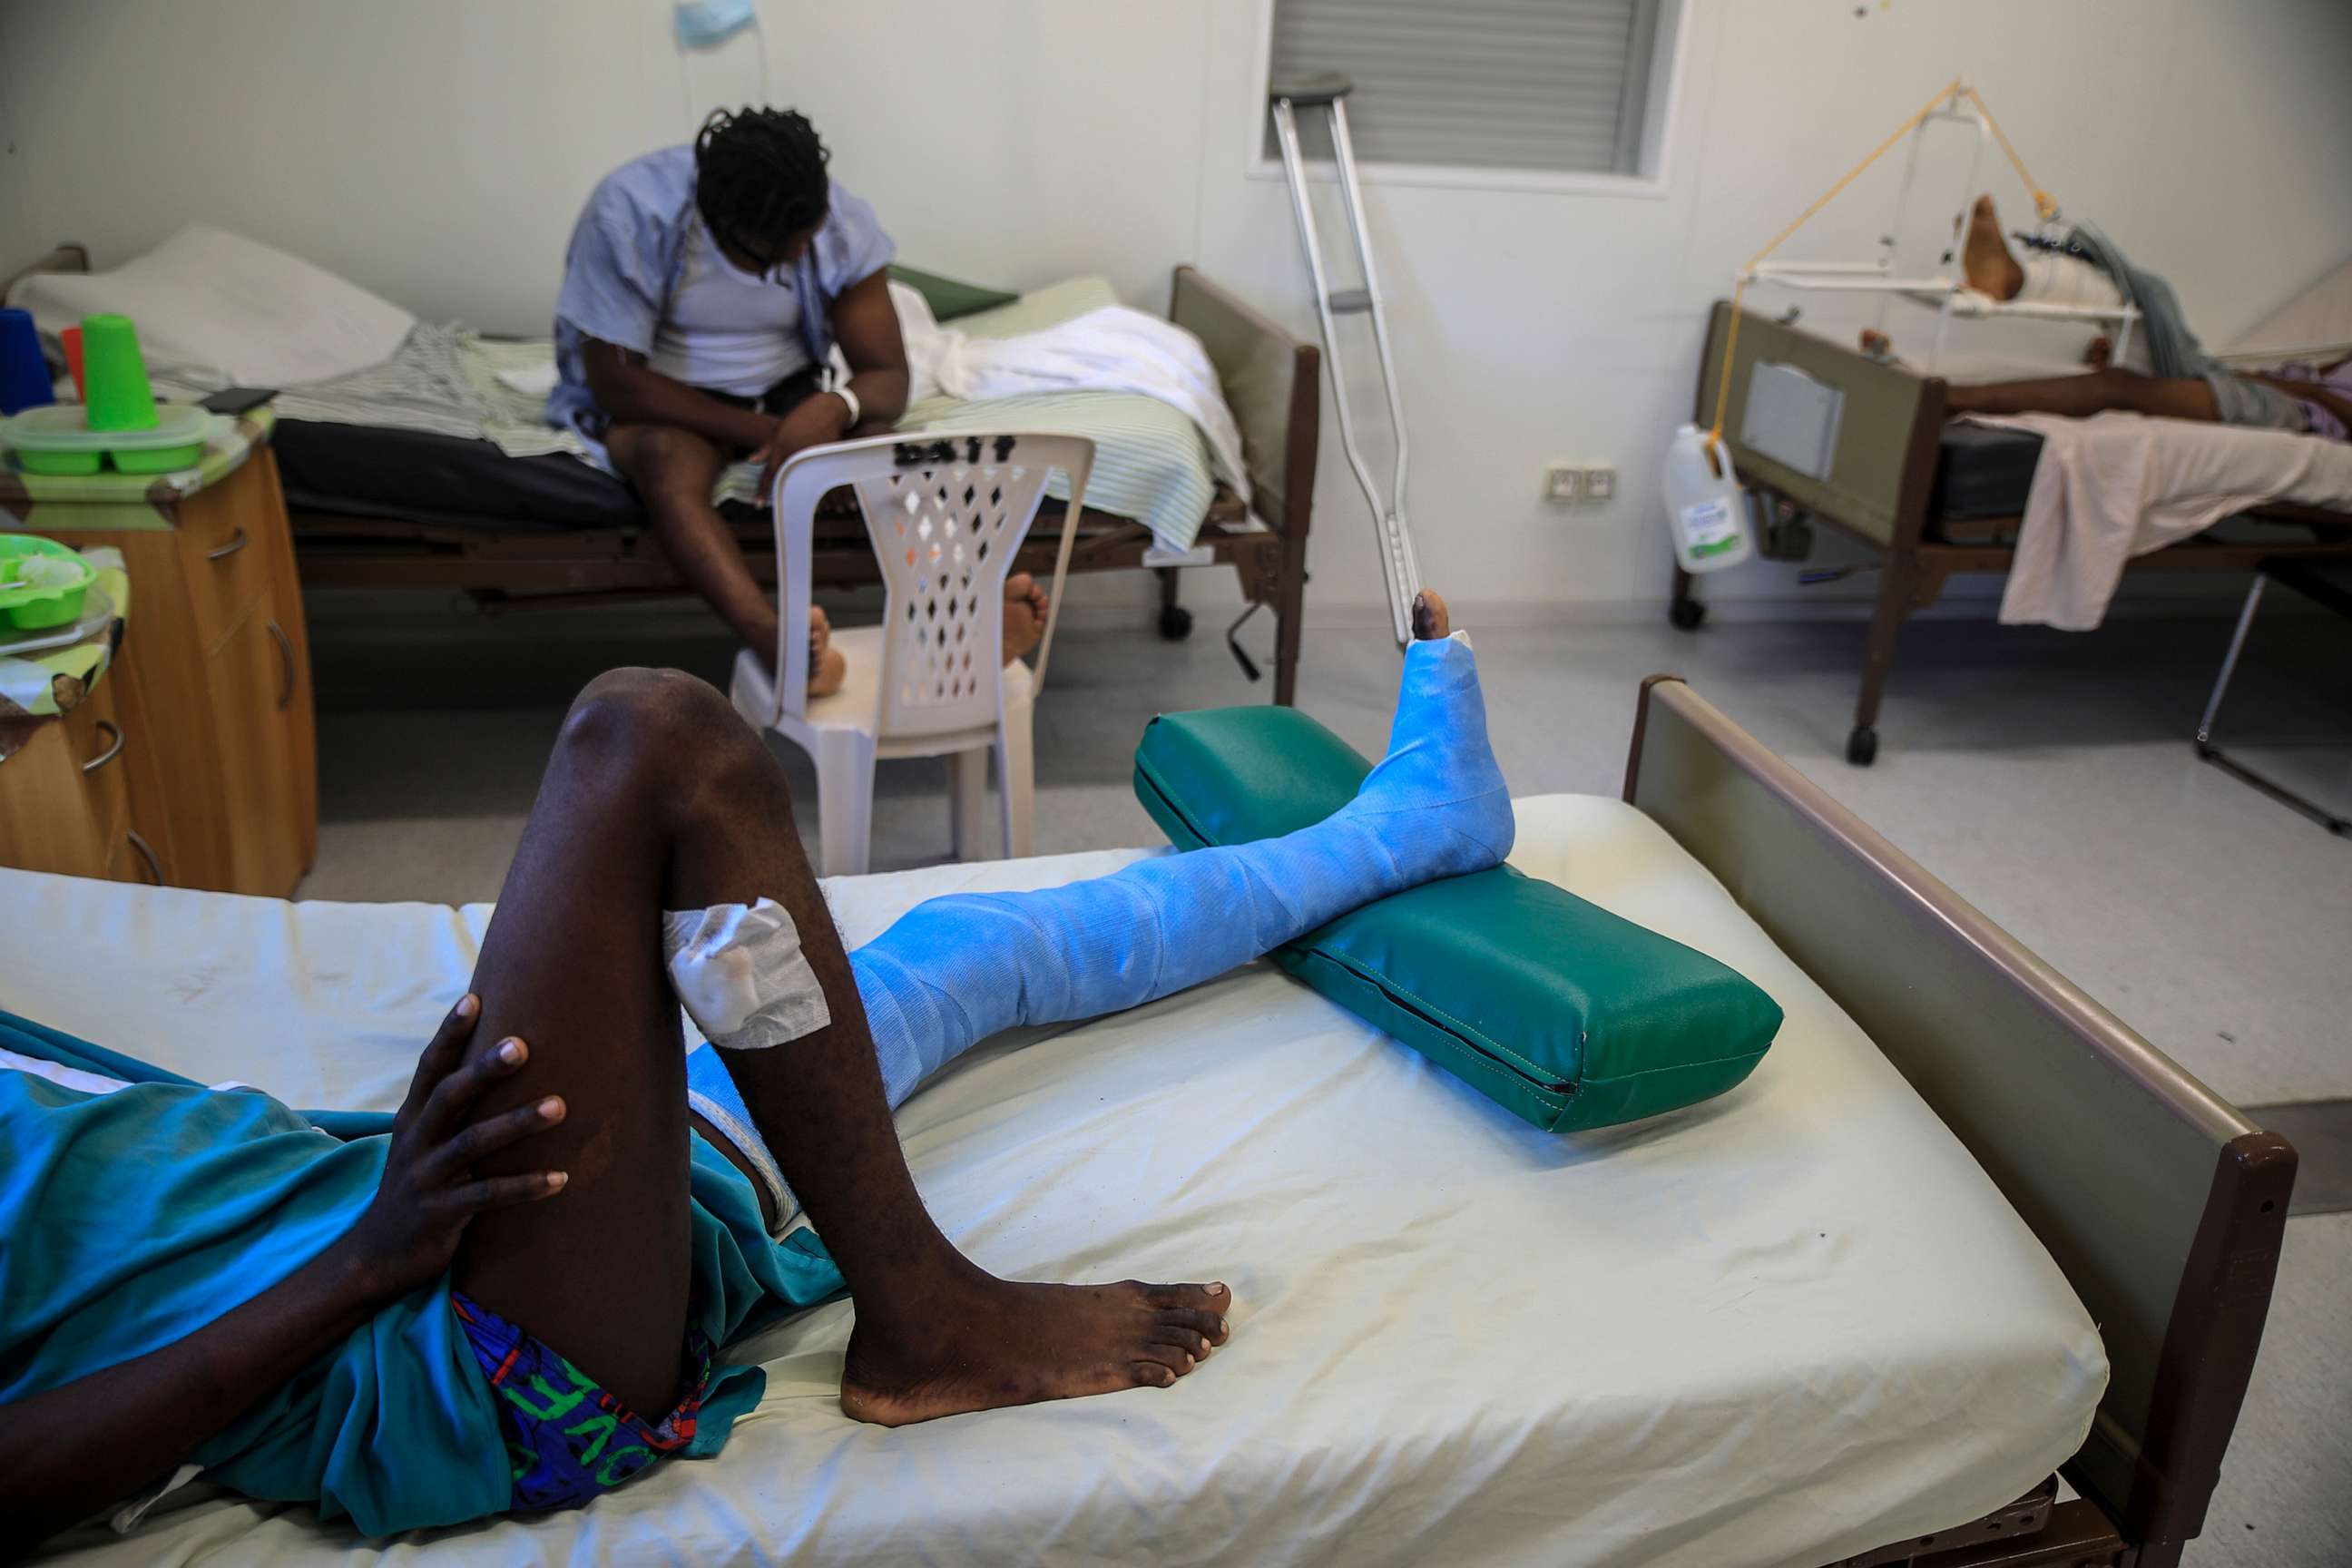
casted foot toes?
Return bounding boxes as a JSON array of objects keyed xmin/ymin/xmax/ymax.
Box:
[
  {"xmin": 1410, "ymin": 588, "xmax": 1451, "ymax": 641},
  {"xmin": 840, "ymin": 1275, "xmax": 1231, "ymax": 1427}
]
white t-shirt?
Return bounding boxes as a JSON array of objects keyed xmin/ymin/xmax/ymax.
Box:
[{"xmin": 648, "ymin": 217, "xmax": 811, "ymax": 397}]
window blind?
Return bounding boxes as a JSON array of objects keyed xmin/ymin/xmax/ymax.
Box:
[{"xmin": 1266, "ymin": 0, "xmax": 1661, "ymax": 176}]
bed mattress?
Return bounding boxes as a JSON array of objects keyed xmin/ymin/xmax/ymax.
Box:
[{"xmin": 9, "ymin": 795, "xmax": 2105, "ymax": 1568}]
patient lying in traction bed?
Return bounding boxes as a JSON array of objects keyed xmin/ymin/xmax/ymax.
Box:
[
  {"xmin": 0, "ymin": 594, "xmax": 1509, "ymax": 1545},
  {"xmin": 1922, "ymin": 197, "xmax": 2352, "ymax": 437}
]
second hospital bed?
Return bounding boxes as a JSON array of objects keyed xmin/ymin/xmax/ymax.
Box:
[
  {"xmin": 7, "ymin": 681, "xmax": 2287, "ymax": 1568},
  {"xmin": 6, "ymin": 247, "xmax": 1322, "ymax": 705},
  {"xmin": 1683, "ymin": 287, "xmax": 2352, "ymax": 765}
]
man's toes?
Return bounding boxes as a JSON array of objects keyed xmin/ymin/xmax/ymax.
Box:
[
  {"xmin": 1152, "ymin": 1328, "xmax": 1212, "ymax": 1360},
  {"xmin": 1154, "ymin": 1306, "xmax": 1230, "ymax": 1345},
  {"xmin": 1144, "ymin": 1281, "xmax": 1229, "ymax": 1311},
  {"xmin": 1411, "ymin": 590, "xmax": 1451, "ymax": 640},
  {"xmin": 1130, "ymin": 1360, "xmax": 1181, "ymax": 1388},
  {"xmin": 1138, "ymin": 1338, "xmax": 1199, "ymax": 1375}
]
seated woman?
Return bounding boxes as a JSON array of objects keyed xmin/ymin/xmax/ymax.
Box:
[
  {"xmin": 1940, "ymin": 196, "xmax": 2352, "ymax": 436},
  {"xmin": 553, "ymin": 106, "xmax": 1052, "ymax": 695},
  {"xmin": 0, "ymin": 594, "xmax": 1509, "ymax": 1548}
]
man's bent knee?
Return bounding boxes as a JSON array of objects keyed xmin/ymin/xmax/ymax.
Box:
[{"xmin": 563, "ymin": 667, "xmax": 736, "ymax": 765}]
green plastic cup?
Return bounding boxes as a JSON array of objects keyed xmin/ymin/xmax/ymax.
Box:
[{"xmin": 79, "ymin": 313, "xmax": 158, "ymax": 433}]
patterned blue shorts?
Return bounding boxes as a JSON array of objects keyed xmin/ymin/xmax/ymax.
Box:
[{"xmin": 451, "ymin": 1291, "xmax": 715, "ymax": 1514}]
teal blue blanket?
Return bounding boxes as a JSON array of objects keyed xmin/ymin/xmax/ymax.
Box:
[{"xmin": 0, "ymin": 1011, "xmax": 845, "ymax": 1537}]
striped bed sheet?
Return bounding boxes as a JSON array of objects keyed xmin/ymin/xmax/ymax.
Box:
[
  {"xmin": 710, "ymin": 385, "xmax": 1220, "ymax": 554},
  {"xmin": 716, "ymin": 276, "xmax": 1224, "ymax": 554}
]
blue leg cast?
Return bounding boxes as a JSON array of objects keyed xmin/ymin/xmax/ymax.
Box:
[{"xmin": 855, "ymin": 632, "xmax": 1512, "ymax": 1107}]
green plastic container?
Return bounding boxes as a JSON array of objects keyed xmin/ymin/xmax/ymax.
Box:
[
  {"xmin": 0, "ymin": 402, "xmax": 219, "ymax": 475},
  {"xmin": 15, "ymin": 446, "xmax": 104, "ymax": 475},
  {"xmin": 110, "ymin": 441, "xmax": 206, "ymax": 473},
  {"xmin": 0, "ymin": 534, "xmax": 97, "ymax": 629},
  {"xmin": 80, "ymin": 313, "xmax": 159, "ymax": 433}
]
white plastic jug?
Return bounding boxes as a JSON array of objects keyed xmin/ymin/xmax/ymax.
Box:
[{"xmin": 1661, "ymin": 424, "xmax": 1753, "ymax": 573}]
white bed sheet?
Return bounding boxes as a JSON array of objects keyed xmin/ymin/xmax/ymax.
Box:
[{"xmin": 5, "ymin": 795, "xmax": 2105, "ymax": 1568}]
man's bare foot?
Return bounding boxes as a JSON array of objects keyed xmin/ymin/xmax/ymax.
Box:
[
  {"xmin": 1410, "ymin": 588, "xmax": 1450, "ymax": 641},
  {"xmin": 1961, "ymin": 195, "xmax": 2024, "ymax": 301},
  {"xmin": 1002, "ymin": 572, "xmax": 1050, "ymax": 665},
  {"xmin": 2083, "ymin": 335, "xmax": 2113, "ymax": 369},
  {"xmin": 840, "ymin": 1268, "xmax": 1232, "ymax": 1426},
  {"xmin": 808, "ymin": 603, "xmax": 848, "ymax": 698}
]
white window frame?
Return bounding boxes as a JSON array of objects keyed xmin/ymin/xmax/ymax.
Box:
[{"xmin": 1244, "ymin": 0, "xmax": 1690, "ymax": 199}]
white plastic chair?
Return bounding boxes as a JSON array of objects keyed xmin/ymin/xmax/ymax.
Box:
[{"xmin": 729, "ymin": 431, "xmax": 1094, "ymax": 877}]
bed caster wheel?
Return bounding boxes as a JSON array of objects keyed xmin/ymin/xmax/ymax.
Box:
[
  {"xmin": 1846, "ymin": 726, "xmax": 1878, "ymax": 766},
  {"xmin": 1159, "ymin": 604, "xmax": 1195, "ymax": 641},
  {"xmin": 1669, "ymin": 598, "xmax": 1706, "ymax": 632}
]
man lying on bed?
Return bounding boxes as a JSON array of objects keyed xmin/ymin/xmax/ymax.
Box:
[
  {"xmin": 547, "ymin": 106, "xmax": 1050, "ymax": 695},
  {"xmin": 1932, "ymin": 196, "xmax": 2352, "ymax": 437},
  {"xmin": 0, "ymin": 598, "xmax": 1505, "ymax": 1548}
]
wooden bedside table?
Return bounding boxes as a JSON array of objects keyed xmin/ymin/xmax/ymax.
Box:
[{"xmin": 0, "ymin": 407, "xmax": 316, "ymax": 895}]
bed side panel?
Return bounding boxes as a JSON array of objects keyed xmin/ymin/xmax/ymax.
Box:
[
  {"xmin": 1623, "ymin": 677, "xmax": 2249, "ymax": 1524},
  {"xmin": 1171, "ymin": 266, "xmax": 1317, "ymax": 536},
  {"xmin": 1697, "ymin": 301, "xmax": 1926, "ymax": 546}
]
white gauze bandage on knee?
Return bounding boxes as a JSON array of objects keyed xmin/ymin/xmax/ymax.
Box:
[{"xmin": 662, "ymin": 897, "xmax": 830, "ymax": 1051}]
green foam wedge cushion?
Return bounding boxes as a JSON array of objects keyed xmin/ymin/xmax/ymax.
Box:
[{"xmin": 1133, "ymin": 706, "xmax": 1782, "ymax": 1132}]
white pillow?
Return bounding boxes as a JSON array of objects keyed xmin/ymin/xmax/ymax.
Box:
[{"xmin": 5, "ymin": 224, "xmax": 416, "ymax": 389}]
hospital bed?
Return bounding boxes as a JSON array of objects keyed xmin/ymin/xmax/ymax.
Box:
[
  {"xmin": 6, "ymin": 247, "xmax": 1321, "ymax": 704},
  {"xmin": 7, "ymin": 680, "xmax": 2287, "ymax": 1568},
  {"xmin": 1683, "ymin": 299, "xmax": 2352, "ymax": 764}
]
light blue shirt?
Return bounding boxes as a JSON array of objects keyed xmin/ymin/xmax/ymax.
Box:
[{"xmin": 546, "ymin": 145, "xmax": 894, "ymax": 463}]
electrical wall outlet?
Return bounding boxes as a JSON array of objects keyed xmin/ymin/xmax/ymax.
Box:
[
  {"xmin": 1544, "ymin": 463, "xmax": 1583, "ymax": 504},
  {"xmin": 1581, "ymin": 463, "xmax": 1616, "ymax": 503}
]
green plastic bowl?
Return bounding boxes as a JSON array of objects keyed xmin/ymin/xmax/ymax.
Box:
[
  {"xmin": 15, "ymin": 447, "xmax": 104, "ymax": 476},
  {"xmin": 111, "ymin": 441, "xmax": 205, "ymax": 474},
  {"xmin": 0, "ymin": 534, "xmax": 96, "ymax": 629}
]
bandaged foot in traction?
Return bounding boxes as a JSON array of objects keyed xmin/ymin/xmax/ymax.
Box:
[
  {"xmin": 662, "ymin": 897, "xmax": 830, "ymax": 1051},
  {"xmin": 850, "ymin": 595, "xmax": 1512, "ymax": 1106}
]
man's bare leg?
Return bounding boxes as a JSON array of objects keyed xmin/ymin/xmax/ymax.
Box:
[
  {"xmin": 1947, "ymin": 366, "xmax": 2220, "ymax": 422},
  {"xmin": 456, "ymin": 666, "xmax": 1226, "ymax": 1423},
  {"xmin": 1941, "ymin": 197, "xmax": 2221, "ymax": 421}
]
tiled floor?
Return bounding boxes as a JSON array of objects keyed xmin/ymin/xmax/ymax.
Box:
[{"xmin": 306, "ymin": 603, "xmax": 2352, "ymax": 1564}]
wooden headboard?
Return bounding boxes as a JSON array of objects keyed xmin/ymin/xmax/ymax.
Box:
[{"xmin": 1170, "ymin": 265, "xmax": 1318, "ymax": 543}]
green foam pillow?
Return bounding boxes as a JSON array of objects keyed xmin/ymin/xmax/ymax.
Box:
[
  {"xmin": 887, "ymin": 264, "xmax": 1021, "ymax": 322},
  {"xmin": 1132, "ymin": 706, "xmax": 1782, "ymax": 1132}
]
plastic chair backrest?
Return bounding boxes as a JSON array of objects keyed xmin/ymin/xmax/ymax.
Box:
[{"xmin": 767, "ymin": 431, "xmax": 1094, "ymax": 739}]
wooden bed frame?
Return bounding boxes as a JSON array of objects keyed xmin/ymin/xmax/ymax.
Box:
[
  {"xmin": 1681, "ymin": 302, "xmax": 2352, "ymax": 764},
  {"xmin": 1630, "ymin": 678, "xmax": 2293, "ymax": 1568},
  {"xmin": 5, "ymin": 250, "xmax": 1320, "ymax": 704}
]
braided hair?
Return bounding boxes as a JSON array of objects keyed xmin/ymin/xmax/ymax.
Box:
[{"xmin": 693, "ymin": 106, "xmax": 831, "ymax": 269}]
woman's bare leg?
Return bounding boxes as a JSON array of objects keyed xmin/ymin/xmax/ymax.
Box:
[{"xmin": 454, "ymin": 667, "xmax": 1226, "ymax": 1423}]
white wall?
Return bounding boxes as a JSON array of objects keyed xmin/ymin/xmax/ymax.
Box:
[{"xmin": 5, "ymin": 0, "xmax": 2350, "ymax": 623}]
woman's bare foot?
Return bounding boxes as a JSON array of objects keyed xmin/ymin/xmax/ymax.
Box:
[
  {"xmin": 807, "ymin": 603, "xmax": 848, "ymax": 698},
  {"xmin": 1961, "ymin": 195, "xmax": 2024, "ymax": 301},
  {"xmin": 1002, "ymin": 572, "xmax": 1050, "ymax": 665},
  {"xmin": 1410, "ymin": 588, "xmax": 1450, "ymax": 641},
  {"xmin": 840, "ymin": 1267, "xmax": 1232, "ymax": 1426}
]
